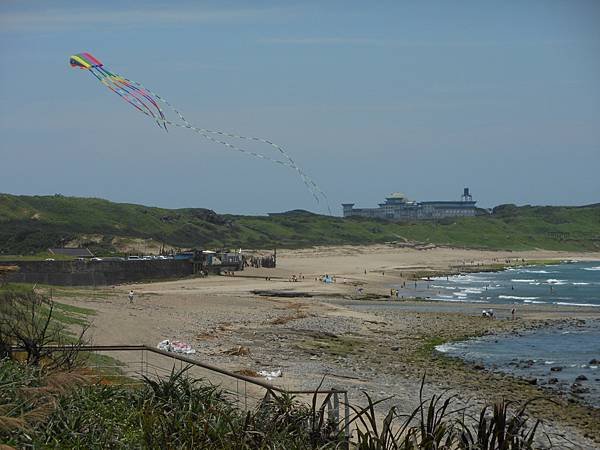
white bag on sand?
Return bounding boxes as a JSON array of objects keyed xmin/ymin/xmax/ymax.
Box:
[
  {"xmin": 157, "ymin": 339, "xmax": 196, "ymax": 355},
  {"xmin": 258, "ymin": 369, "xmax": 282, "ymax": 381}
]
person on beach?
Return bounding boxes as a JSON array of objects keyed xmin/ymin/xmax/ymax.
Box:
[
  {"xmin": 128, "ymin": 290, "xmax": 135, "ymax": 304},
  {"xmin": 511, "ymin": 307, "xmax": 516, "ymax": 320}
]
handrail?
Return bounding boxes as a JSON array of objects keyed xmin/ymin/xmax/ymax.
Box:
[{"xmin": 8, "ymin": 344, "xmax": 346, "ymax": 396}]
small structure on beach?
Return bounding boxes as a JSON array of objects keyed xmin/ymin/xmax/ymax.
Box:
[{"xmin": 342, "ymin": 188, "xmax": 478, "ymax": 221}]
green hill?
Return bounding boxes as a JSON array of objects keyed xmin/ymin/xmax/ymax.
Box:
[{"xmin": 1, "ymin": 193, "xmax": 599, "ymax": 255}]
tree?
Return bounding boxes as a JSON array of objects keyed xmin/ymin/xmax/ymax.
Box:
[
  {"xmin": 0, "ymin": 288, "xmax": 88, "ymax": 369},
  {"xmin": 0, "ymin": 265, "xmax": 19, "ymax": 287}
]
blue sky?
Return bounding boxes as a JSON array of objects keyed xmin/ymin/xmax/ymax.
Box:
[{"xmin": 1, "ymin": 1, "xmax": 599, "ymax": 215}]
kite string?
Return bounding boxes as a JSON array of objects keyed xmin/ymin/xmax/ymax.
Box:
[
  {"xmin": 120, "ymin": 75, "xmax": 330, "ymax": 212},
  {"xmin": 91, "ymin": 69, "xmax": 330, "ymax": 213},
  {"xmin": 95, "ymin": 73, "xmax": 320, "ymax": 202}
]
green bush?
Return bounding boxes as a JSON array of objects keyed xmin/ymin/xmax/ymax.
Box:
[{"xmin": 0, "ymin": 363, "xmax": 550, "ymax": 450}]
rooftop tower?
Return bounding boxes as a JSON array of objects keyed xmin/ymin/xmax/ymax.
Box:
[{"xmin": 461, "ymin": 187, "xmax": 473, "ymax": 202}]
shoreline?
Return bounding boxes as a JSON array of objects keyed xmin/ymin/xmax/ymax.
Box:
[
  {"xmin": 433, "ymin": 318, "xmax": 600, "ymax": 408},
  {"xmin": 53, "ymin": 245, "xmax": 600, "ymax": 447}
]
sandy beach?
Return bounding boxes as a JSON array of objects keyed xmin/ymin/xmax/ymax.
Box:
[{"xmin": 58, "ymin": 246, "xmax": 600, "ymax": 448}]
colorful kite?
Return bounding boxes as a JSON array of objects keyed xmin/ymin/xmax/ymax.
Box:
[{"xmin": 69, "ymin": 52, "xmax": 329, "ymax": 211}]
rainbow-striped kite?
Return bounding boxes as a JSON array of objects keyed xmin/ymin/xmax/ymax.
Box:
[{"xmin": 70, "ymin": 52, "xmax": 329, "ymax": 212}]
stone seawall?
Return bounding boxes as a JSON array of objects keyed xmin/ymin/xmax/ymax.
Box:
[{"xmin": 0, "ymin": 260, "xmax": 194, "ymax": 286}]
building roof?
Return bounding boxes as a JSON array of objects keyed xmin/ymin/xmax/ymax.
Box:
[
  {"xmin": 421, "ymin": 201, "xmax": 476, "ymax": 207},
  {"xmin": 48, "ymin": 248, "xmax": 94, "ymax": 257},
  {"xmin": 388, "ymin": 192, "xmax": 406, "ymax": 199}
]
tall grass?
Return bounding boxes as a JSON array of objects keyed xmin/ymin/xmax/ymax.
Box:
[
  {"xmin": 344, "ymin": 376, "xmax": 549, "ymax": 450},
  {"xmin": 0, "ymin": 287, "xmax": 89, "ymax": 369},
  {"xmin": 0, "ymin": 362, "xmax": 552, "ymax": 450}
]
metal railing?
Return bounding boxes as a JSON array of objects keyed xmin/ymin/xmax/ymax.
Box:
[{"xmin": 10, "ymin": 344, "xmax": 351, "ymax": 440}]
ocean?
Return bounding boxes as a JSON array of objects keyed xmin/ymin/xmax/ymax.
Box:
[
  {"xmin": 437, "ymin": 321, "xmax": 600, "ymax": 407},
  {"xmin": 430, "ymin": 261, "xmax": 600, "ymax": 407},
  {"xmin": 426, "ymin": 261, "xmax": 600, "ymax": 308}
]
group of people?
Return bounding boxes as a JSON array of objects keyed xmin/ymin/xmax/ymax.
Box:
[
  {"xmin": 317, "ymin": 274, "xmax": 335, "ymax": 283},
  {"xmin": 482, "ymin": 307, "xmax": 517, "ymax": 320},
  {"xmin": 481, "ymin": 308, "xmax": 495, "ymax": 319}
]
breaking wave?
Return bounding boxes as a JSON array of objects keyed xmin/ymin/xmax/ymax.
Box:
[{"xmin": 499, "ymin": 295, "xmax": 540, "ymax": 300}]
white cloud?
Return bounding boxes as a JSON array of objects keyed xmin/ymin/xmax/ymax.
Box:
[
  {"xmin": 258, "ymin": 37, "xmax": 386, "ymax": 46},
  {"xmin": 258, "ymin": 36, "xmax": 590, "ymax": 48},
  {"xmin": 0, "ymin": 6, "xmax": 290, "ymax": 32}
]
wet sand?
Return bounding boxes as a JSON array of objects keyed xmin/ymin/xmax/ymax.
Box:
[{"xmin": 57, "ymin": 245, "xmax": 600, "ymax": 448}]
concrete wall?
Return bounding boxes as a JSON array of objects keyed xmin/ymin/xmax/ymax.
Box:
[{"xmin": 1, "ymin": 260, "xmax": 194, "ymax": 286}]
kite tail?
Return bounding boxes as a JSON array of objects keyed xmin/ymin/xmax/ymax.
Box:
[
  {"xmin": 91, "ymin": 68, "xmax": 162, "ymax": 123},
  {"xmin": 96, "ymin": 68, "xmax": 167, "ymax": 131},
  {"xmin": 120, "ymin": 74, "xmax": 330, "ymax": 212},
  {"xmin": 87, "ymin": 65, "xmax": 329, "ymax": 213}
]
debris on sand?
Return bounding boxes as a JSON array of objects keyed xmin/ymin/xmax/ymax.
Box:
[
  {"xmin": 258, "ymin": 369, "xmax": 282, "ymax": 380},
  {"xmin": 234, "ymin": 369, "xmax": 260, "ymax": 377},
  {"xmin": 157, "ymin": 340, "xmax": 196, "ymax": 355},
  {"xmin": 223, "ymin": 346, "xmax": 251, "ymax": 356}
]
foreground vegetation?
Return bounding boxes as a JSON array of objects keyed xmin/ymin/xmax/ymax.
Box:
[
  {"xmin": 1, "ymin": 193, "xmax": 599, "ymax": 255},
  {"xmin": 0, "ymin": 286, "xmax": 552, "ymax": 449},
  {"xmin": 1, "ymin": 361, "xmax": 549, "ymax": 449}
]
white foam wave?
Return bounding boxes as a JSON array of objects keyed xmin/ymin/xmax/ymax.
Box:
[
  {"xmin": 583, "ymin": 266, "xmax": 600, "ymax": 271},
  {"xmin": 430, "ymin": 285, "xmax": 456, "ymax": 290},
  {"xmin": 572, "ymin": 282, "xmax": 589, "ymax": 286},
  {"xmin": 553, "ymin": 302, "xmax": 600, "ymax": 307},
  {"xmin": 499, "ymin": 295, "xmax": 540, "ymax": 300},
  {"xmin": 523, "ymin": 299, "xmax": 548, "ymax": 304},
  {"xmin": 464, "ymin": 288, "xmax": 483, "ymax": 294},
  {"xmin": 434, "ymin": 343, "xmax": 455, "ymax": 353},
  {"xmin": 511, "ymin": 279, "xmax": 536, "ymax": 283},
  {"xmin": 454, "ymin": 278, "xmax": 492, "ymax": 285},
  {"xmin": 431, "ymin": 297, "xmax": 488, "ymax": 304},
  {"xmin": 546, "ymin": 279, "xmax": 566, "ymax": 285}
]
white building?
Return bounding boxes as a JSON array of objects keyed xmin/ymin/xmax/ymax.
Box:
[{"xmin": 342, "ymin": 188, "xmax": 477, "ymax": 221}]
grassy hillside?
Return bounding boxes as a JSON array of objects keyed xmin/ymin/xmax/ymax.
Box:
[{"xmin": 1, "ymin": 193, "xmax": 599, "ymax": 255}]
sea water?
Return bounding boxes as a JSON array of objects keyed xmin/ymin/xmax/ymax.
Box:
[
  {"xmin": 428, "ymin": 262, "xmax": 600, "ymax": 406},
  {"xmin": 427, "ymin": 261, "xmax": 600, "ymax": 307},
  {"xmin": 437, "ymin": 321, "xmax": 600, "ymax": 407}
]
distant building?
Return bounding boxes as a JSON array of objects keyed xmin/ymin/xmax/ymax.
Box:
[
  {"xmin": 342, "ymin": 188, "xmax": 477, "ymax": 221},
  {"xmin": 48, "ymin": 248, "xmax": 94, "ymax": 258}
]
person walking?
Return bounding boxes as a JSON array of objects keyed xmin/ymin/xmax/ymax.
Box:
[{"xmin": 128, "ymin": 290, "xmax": 135, "ymax": 304}]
